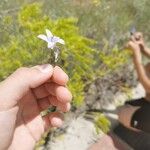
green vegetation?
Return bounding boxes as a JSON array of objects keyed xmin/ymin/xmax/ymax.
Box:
[{"xmin": 94, "ymin": 113, "xmax": 111, "ymax": 134}]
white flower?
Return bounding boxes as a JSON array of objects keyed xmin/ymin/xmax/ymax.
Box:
[
  {"xmin": 130, "ymin": 26, "xmax": 136, "ymax": 35},
  {"xmin": 37, "ymin": 29, "xmax": 65, "ymax": 49}
]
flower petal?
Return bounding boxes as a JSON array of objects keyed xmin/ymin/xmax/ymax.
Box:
[
  {"xmin": 48, "ymin": 42, "xmax": 55, "ymax": 49},
  {"xmin": 53, "ymin": 36, "xmax": 65, "ymax": 45},
  {"xmin": 52, "ymin": 36, "xmax": 60, "ymax": 43},
  {"xmin": 58, "ymin": 38, "xmax": 65, "ymax": 45},
  {"xmin": 46, "ymin": 29, "xmax": 53, "ymax": 38},
  {"xmin": 37, "ymin": 34, "xmax": 48, "ymax": 42}
]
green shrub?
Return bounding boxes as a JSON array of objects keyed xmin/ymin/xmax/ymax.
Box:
[
  {"xmin": 95, "ymin": 46, "xmax": 131, "ymax": 77},
  {"xmin": 94, "ymin": 113, "xmax": 111, "ymax": 134}
]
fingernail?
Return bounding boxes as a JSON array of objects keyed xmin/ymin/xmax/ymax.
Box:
[
  {"xmin": 64, "ymin": 103, "xmax": 71, "ymax": 112},
  {"xmin": 51, "ymin": 118, "xmax": 63, "ymax": 127},
  {"xmin": 67, "ymin": 103, "xmax": 71, "ymax": 111},
  {"xmin": 38, "ymin": 64, "xmax": 53, "ymax": 73}
]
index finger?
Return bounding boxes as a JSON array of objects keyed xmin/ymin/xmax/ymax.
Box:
[
  {"xmin": 51, "ymin": 66, "xmax": 69, "ymax": 86},
  {"xmin": 134, "ymin": 32, "xmax": 143, "ymax": 41}
]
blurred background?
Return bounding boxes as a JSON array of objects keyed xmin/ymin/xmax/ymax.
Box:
[{"xmin": 0, "ymin": 0, "xmax": 150, "ymax": 149}]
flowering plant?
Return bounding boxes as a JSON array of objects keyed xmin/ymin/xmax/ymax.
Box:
[
  {"xmin": 38, "ymin": 29, "xmax": 65, "ymax": 63},
  {"xmin": 38, "ymin": 29, "xmax": 65, "ymax": 112}
]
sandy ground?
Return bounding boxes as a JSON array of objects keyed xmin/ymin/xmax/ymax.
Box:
[
  {"xmin": 45, "ymin": 83, "xmax": 145, "ymax": 150},
  {"xmin": 47, "ymin": 117, "xmax": 102, "ymax": 150}
]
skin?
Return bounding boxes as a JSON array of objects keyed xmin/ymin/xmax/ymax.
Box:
[
  {"xmin": 0, "ymin": 64, "xmax": 72, "ymax": 150},
  {"xmin": 129, "ymin": 33, "xmax": 150, "ymax": 99},
  {"xmin": 118, "ymin": 32, "xmax": 150, "ymax": 129}
]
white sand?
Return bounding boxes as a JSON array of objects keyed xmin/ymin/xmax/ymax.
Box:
[{"xmin": 47, "ymin": 117, "xmax": 102, "ymax": 150}]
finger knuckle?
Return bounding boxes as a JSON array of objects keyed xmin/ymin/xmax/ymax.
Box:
[{"xmin": 15, "ymin": 67, "xmax": 29, "ymax": 76}]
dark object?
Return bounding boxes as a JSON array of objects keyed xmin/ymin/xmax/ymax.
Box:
[
  {"xmin": 114, "ymin": 124, "xmax": 150, "ymax": 150},
  {"xmin": 48, "ymin": 106, "xmax": 57, "ymax": 112},
  {"xmin": 125, "ymin": 98, "xmax": 150, "ymax": 133}
]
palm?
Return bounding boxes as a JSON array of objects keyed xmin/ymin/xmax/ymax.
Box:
[{"xmin": 9, "ymin": 89, "xmax": 47, "ymax": 149}]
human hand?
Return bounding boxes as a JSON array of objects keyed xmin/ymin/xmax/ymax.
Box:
[
  {"xmin": 126, "ymin": 32, "xmax": 144, "ymax": 54},
  {"xmin": 127, "ymin": 40, "xmax": 142, "ymax": 62},
  {"xmin": 131, "ymin": 32, "xmax": 145, "ymax": 51},
  {"xmin": 0, "ymin": 64, "xmax": 72, "ymax": 150}
]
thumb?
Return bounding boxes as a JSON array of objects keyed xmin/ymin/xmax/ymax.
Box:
[{"xmin": 0, "ymin": 64, "xmax": 53, "ymax": 111}]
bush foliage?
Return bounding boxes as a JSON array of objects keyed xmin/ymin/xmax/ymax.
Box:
[{"xmin": 94, "ymin": 113, "xmax": 111, "ymax": 134}]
